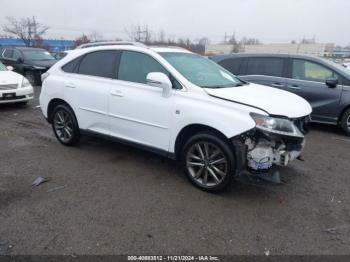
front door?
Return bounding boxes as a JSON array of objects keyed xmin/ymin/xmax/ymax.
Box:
[
  {"xmin": 109, "ymin": 50, "xmax": 175, "ymax": 151},
  {"xmin": 286, "ymin": 59, "xmax": 342, "ymax": 123}
]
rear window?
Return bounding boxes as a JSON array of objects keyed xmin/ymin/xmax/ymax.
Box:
[
  {"xmin": 77, "ymin": 50, "xmax": 119, "ymax": 78},
  {"xmin": 246, "ymin": 57, "xmax": 284, "ymax": 77}
]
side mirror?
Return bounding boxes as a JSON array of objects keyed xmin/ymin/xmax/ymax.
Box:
[
  {"xmin": 146, "ymin": 72, "xmax": 172, "ymax": 97},
  {"xmin": 16, "ymin": 57, "xmax": 24, "ymax": 63},
  {"xmin": 325, "ymin": 77, "xmax": 338, "ymax": 88},
  {"xmin": 6, "ymin": 66, "xmax": 14, "ymax": 71}
]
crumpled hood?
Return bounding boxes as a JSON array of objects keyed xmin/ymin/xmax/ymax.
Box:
[
  {"xmin": 0, "ymin": 71, "xmax": 23, "ymax": 86},
  {"xmin": 204, "ymin": 83, "xmax": 312, "ymax": 118}
]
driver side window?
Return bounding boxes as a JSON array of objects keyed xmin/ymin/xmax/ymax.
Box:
[
  {"xmin": 292, "ymin": 59, "xmax": 337, "ymax": 83},
  {"xmin": 118, "ymin": 51, "xmax": 168, "ymax": 84}
]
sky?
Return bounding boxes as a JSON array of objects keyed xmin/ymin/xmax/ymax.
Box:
[{"xmin": 1, "ymin": 0, "xmax": 349, "ymax": 46}]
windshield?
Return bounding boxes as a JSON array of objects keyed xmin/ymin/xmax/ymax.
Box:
[
  {"xmin": 0, "ymin": 62, "xmax": 7, "ymax": 71},
  {"xmin": 160, "ymin": 52, "xmax": 243, "ymax": 88},
  {"xmin": 23, "ymin": 50, "xmax": 55, "ymax": 61},
  {"xmin": 324, "ymin": 59, "xmax": 350, "ymax": 78}
]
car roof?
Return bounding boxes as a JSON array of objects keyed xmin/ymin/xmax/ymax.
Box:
[
  {"xmin": 69, "ymin": 44, "xmax": 192, "ymax": 55},
  {"xmin": 9, "ymin": 47, "xmax": 47, "ymax": 51}
]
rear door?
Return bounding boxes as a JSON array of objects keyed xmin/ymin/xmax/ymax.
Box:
[
  {"xmin": 238, "ymin": 57, "xmax": 288, "ymax": 89},
  {"xmin": 62, "ymin": 50, "xmax": 120, "ymax": 135},
  {"xmin": 285, "ymin": 58, "xmax": 342, "ymax": 123}
]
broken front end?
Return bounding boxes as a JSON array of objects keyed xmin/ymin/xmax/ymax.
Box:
[{"xmin": 234, "ymin": 113, "xmax": 310, "ymax": 183}]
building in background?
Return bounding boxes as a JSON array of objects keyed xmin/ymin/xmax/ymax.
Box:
[
  {"xmin": 206, "ymin": 43, "xmax": 335, "ymax": 57},
  {"xmin": 0, "ymin": 38, "xmax": 74, "ymax": 52}
]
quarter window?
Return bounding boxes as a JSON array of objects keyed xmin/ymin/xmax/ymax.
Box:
[
  {"xmin": 77, "ymin": 50, "xmax": 118, "ymax": 78},
  {"xmin": 246, "ymin": 58, "xmax": 285, "ymax": 77},
  {"xmin": 292, "ymin": 60, "xmax": 337, "ymax": 83},
  {"xmin": 118, "ymin": 51, "xmax": 168, "ymax": 84}
]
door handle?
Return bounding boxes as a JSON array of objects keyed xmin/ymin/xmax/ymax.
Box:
[
  {"xmin": 110, "ymin": 90, "xmax": 124, "ymax": 97},
  {"xmin": 65, "ymin": 82, "xmax": 76, "ymax": 88},
  {"xmin": 288, "ymin": 85, "xmax": 301, "ymax": 90},
  {"xmin": 271, "ymin": 83, "xmax": 284, "ymax": 87}
]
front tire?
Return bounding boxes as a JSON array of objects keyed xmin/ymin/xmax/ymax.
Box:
[
  {"xmin": 51, "ymin": 104, "xmax": 80, "ymax": 146},
  {"xmin": 340, "ymin": 108, "xmax": 350, "ymax": 136},
  {"xmin": 181, "ymin": 132, "xmax": 237, "ymax": 192}
]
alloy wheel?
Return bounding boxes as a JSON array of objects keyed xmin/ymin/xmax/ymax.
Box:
[
  {"xmin": 186, "ymin": 142, "xmax": 228, "ymax": 187},
  {"xmin": 53, "ymin": 110, "xmax": 74, "ymax": 143}
]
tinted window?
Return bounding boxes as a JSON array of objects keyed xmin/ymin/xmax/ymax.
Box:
[
  {"xmin": 246, "ymin": 57, "xmax": 284, "ymax": 77},
  {"xmin": 219, "ymin": 58, "xmax": 242, "ymax": 75},
  {"xmin": 118, "ymin": 51, "xmax": 168, "ymax": 84},
  {"xmin": 13, "ymin": 50, "xmax": 22, "ymax": 60},
  {"xmin": 3, "ymin": 49, "xmax": 14, "ymax": 59},
  {"xmin": 62, "ymin": 57, "xmax": 81, "ymax": 73},
  {"xmin": 78, "ymin": 50, "xmax": 118, "ymax": 78},
  {"xmin": 292, "ymin": 60, "xmax": 337, "ymax": 83}
]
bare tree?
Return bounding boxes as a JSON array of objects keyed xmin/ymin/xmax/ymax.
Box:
[
  {"xmin": 2, "ymin": 16, "xmax": 49, "ymax": 47},
  {"xmin": 89, "ymin": 31, "xmax": 104, "ymax": 42}
]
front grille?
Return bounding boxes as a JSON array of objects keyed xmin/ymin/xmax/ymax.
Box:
[
  {"xmin": 0, "ymin": 84, "xmax": 18, "ymax": 90},
  {"xmin": 0, "ymin": 95, "xmax": 25, "ymax": 101}
]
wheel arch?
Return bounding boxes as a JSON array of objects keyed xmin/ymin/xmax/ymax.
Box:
[
  {"xmin": 47, "ymin": 98, "xmax": 75, "ymax": 123},
  {"xmin": 174, "ymin": 124, "xmax": 230, "ymax": 160},
  {"xmin": 338, "ymin": 104, "xmax": 350, "ymax": 124}
]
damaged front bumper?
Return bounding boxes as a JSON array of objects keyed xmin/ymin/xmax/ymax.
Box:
[{"xmin": 232, "ymin": 116, "xmax": 309, "ymax": 184}]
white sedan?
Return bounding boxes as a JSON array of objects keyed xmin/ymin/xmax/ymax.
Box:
[{"xmin": 0, "ymin": 62, "xmax": 34, "ymax": 104}]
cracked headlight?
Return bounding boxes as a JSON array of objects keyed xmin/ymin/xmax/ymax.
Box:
[
  {"xmin": 250, "ymin": 113, "xmax": 303, "ymax": 137},
  {"xmin": 21, "ymin": 77, "xmax": 31, "ymax": 88}
]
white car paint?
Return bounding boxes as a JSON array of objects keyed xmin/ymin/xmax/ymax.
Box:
[
  {"xmin": 204, "ymin": 83, "xmax": 312, "ymax": 118},
  {"xmin": 39, "ymin": 45, "xmax": 311, "ymax": 155},
  {"xmin": 0, "ymin": 65, "xmax": 34, "ymax": 104}
]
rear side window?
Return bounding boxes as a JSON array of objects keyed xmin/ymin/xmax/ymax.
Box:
[
  {"xmin": 77, "ymin": 50, "xmax": 119, "ymax": 78},
  {"xmin": 246, "ymin": 57, "xmax": 284, "ymax": 77},
  {"xmin": 118, "ymin": 51, "xmax": 168, "ymax": 84},
  {"xmin": 218, "ymin": 58, "xmax": 242, "ymax": 75}
]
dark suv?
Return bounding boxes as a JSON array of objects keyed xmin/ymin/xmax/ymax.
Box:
[
  {"xmin": 211, "ymin": 53, "xmax": 350, "ymax": 135},
  {"xmin": 0, "ymin": 47, "xmax": 57, "ymax": 86}
]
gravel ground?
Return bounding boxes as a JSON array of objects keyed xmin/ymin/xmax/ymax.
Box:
[{"xmin": 0, "ymin": 86, "xmax": 349, "ymax": 255}]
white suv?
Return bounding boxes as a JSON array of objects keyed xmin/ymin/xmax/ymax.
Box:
[{"xmin": 39, "ymin": 43, "xmax": 312, "ymax": 192}]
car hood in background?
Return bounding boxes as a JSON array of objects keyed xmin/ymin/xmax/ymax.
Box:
[
  {"xmin": 0, "ymin": 71, "xmax": 23, "ymax": 85},
  {"xmin": 26, "ymin": 60, "xmax": 57, "ymax": 68},
  {"xmin": 204, "ymin": 83, "xmax": 312, "ymax": 119}
]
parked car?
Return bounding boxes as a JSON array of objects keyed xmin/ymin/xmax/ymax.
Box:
[
  {"xmin": 0, "ymin": 61, "xmax": 33, "ymax": 105},
  {"xmin": 0, "ymin": 47, "xmax": 57, "ymax": 86},
  {"xmin": 343, "ymin": 62, "xmax": 350, "ymax": 70},
  {"xmin": 39, "ymin": 44, "xmax": 311, "ymax": 192},
  {"xmin": 211, "ymin": 53, "xmax": 350, "ymax": 135}
]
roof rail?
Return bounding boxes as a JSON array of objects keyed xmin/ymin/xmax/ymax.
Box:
[{"xmin": 76, "ymin": 41, "xmax": 148, "ymax": 49}]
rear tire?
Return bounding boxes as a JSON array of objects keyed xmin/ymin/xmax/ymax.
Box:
[
  {"xmin": 51, "ymin": 104, "xmax": 80, "ymax": 146},
  {"xmin": 340, "ymin": 108, "xmax": 350, "ymax": 136},
  {"xmin": 181, "ymin": 132, "xmax": 237, "ymax": 192}
]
